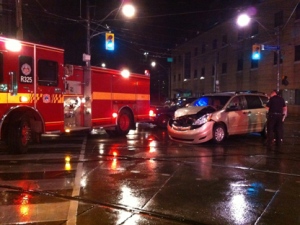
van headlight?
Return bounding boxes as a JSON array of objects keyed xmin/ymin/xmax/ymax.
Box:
[{"xmin": 193, "ymin": 114, "xmax": 212, "ymax": 126}]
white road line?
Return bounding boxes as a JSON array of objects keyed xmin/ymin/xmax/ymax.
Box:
[
  {"xmin": 265, "ymin": 189, "xmax": 278, "ymax": 193},
  {"xmin": 67, "ymin": 136, "xmax": 87, "ymax": 225}
]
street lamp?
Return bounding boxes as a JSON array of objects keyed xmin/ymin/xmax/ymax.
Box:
[
  {"xmin": 83, "ymin": 1, "xmax": 135, "ymax": 127},
  {"xmin": 236, "ymin": 13, "xmax": 281, "ymax": 92},
  {"xmin": 85, "ymin": 1, "xmax": 136, "ymax": 66},
  {"xmin": 236, "ymin": 14, "xmax": 251, "ymax": 27},
  {"xmin": 151, "ymin": 61, "xmax": 170, "ymax": 103},
  {"xmin": 122, "ymin": 4, "xmax": 135, "ymax": 18}
]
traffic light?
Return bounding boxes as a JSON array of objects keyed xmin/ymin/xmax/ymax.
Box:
[
  {"xmin": 252, "ymin": 44, "xmax": 261, "ymax": 60},
  {"xmin": 282, "ymin": 76, "xmax": 289, "ymax": 86},
  {"xmin": 105, "ymin": 33, "xmax": 114, "ymax": 51}
]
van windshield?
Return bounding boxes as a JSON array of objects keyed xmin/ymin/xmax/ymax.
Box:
[{"xmin": 192, "ymin": 96, "xmax": 231, "ymax": 110}]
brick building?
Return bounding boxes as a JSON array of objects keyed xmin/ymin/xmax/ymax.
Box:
[{"xmin": 170, "ymin": 0, "xmax": 300, "ymax": 115}]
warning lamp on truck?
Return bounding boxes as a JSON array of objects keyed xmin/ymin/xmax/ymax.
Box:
[
  {"xmin": 5, "ymin": 39, "xmax": 22, "ymax": 52},
  {"xmin": 19, "ymin": 96, "xmax": 29, "ymax": 103},
  {"xmin": 121, "ymin": 69, "xmax": 130, "ymax": 78}
]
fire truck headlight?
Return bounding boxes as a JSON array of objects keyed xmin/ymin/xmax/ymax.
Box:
[{"xmin": 20, "ymin": 96, "xmax": 29, "ymax": 103}]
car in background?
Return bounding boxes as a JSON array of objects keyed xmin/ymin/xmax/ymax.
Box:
[
  {"xmin": 150, "ymin": 97, "xmax": 197, "ymax": 128},
  {"xmin": 167, "ymin": 91, "xmax": 268, "ymax": 143}
]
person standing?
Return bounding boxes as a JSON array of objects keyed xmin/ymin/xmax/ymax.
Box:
[{"xmin": 266, "ymin": 90, "xmax": 287, "ymax": 146}]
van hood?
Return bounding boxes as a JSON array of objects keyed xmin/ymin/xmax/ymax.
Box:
[{"xmin": 174, "ymin": 106, "xmax": 207, "ymax": 118}]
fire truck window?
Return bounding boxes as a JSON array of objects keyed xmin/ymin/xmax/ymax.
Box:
[
  {"xmin": 0, "ymin": 53, "xmax": 3, "ymax": 83},
  {"xmin": 38, "ymin": 59, "xmax": 58, "ymax": 86}
]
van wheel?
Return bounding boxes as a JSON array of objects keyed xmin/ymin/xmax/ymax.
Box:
[
  {"xmin": 116, "ymin": 110, "xmax": 132, "ymax": 135},
  {"xmin": 8, "ymin": 116, "xmax": 31, "ymax": 154},
  {"xmin": 213, "ymin": 123, "xmax": 226, "ymax": 143}
]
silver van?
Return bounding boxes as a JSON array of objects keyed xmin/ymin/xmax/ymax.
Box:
[{"xmin": 167, "ymin": 92, "xmax": 268, "ymax": 144}]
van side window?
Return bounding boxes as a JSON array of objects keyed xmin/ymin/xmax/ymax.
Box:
[
  {"xmin": 245, "ymin": 96, "xmax": 263, "ymax": 109},
  {"xmin": 260, "ymin": 96, "xmax": 268, "ymax": 106},
  {"xmin": 38, "ymin": 60, "xmax": 58, "ymax": 86},
  {"xmin": 228, "ymin": 96, "xmax": 243, "ymax": 110},
  {"xmin": 0, "ymin": 53, "xmax": 3, "ymax": 83}
]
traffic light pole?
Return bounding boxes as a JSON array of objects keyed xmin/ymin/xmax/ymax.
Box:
[
  {"xmin": 84, "ymin": 0, "xmax": 92, "ymax": 127},
  {"xmin": 276, "ymin": 27, "xmax": 280, "ymax": 92}
]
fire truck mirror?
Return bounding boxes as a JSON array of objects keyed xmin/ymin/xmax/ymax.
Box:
[{"xmin": 9, "ymin": 71, "xmax": 18, "ymax": 96}]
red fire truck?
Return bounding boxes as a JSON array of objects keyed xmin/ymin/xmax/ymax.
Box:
[{"xmin": 0, "ymin": 37, "xmax": 150, "ymax": 154}]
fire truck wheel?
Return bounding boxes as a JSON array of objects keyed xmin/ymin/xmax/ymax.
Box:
[
  {"xmin": 8, "ymin": 116, "xmax": 31, "ymax": 154},
  {"xmin": 116, "ymin": 110, "xmax": 132, "ymax": 135}
]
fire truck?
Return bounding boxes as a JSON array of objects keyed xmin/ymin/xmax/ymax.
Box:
[{"xmin": 0, "ymin": 37, "xmax": 150, "ymax": 154}]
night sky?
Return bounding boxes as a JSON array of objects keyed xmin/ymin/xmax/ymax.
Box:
[{"xmin": 17, "ymin": 0, "xmax": 259, "ymax": 73}]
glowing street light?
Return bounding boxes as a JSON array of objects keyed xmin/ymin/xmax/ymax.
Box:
[
  {"xmin": 236, "ymin": 14, "xmax": 251, "ymax": 27},
  {"xmin": 122, "ymin": 4, "xmax": 135, "ymax": 18}
]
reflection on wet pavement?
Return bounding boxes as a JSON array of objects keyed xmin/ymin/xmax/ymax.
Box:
[{"xmin": 0, "ymin": 119, "xmax": 299, "ymax": 224}]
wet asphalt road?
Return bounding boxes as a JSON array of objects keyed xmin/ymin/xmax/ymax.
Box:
[{"xmin": 0, "ymin": 117, "xmax": 300, "ymax": 225}]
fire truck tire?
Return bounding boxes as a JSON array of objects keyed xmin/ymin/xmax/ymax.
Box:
[
  {"xmin": 8, "ymin": 116, "xmax": 31, "ymax": 154},
  {"xmin": 116, "ymin": 110, "xmax": 132, "ymax": 135}
]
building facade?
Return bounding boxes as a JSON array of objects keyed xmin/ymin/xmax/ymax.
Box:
[{"xmin": 170, "ymin": 0, "xmax": 300, "ymax": 115}]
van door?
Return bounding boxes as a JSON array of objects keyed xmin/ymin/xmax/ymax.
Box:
[
  {"xmin": 226, "ymin": 96, "xmax": 249, "ymax": 134},
  {"xmin": 244, "ymin": 95, "xmax": 266, "ymax": 132}
]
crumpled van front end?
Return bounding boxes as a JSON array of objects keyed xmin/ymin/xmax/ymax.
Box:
[{"xmin": 167, "ymin": 105, "xmax": 218, "ymax": 144}]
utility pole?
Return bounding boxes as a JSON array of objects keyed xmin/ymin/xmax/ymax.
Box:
[
  {"xmin": 276, "ymin": 27, "xmax": 280, "ymax": 92},
  {"xmin": 85, "ymin": 0, "xmax": 91, "ymax": 67},
  {"xmin": 83, "ymin": 0, "xmax": 92, "ymax": 127},
  {"xmin": 16, "ymin": 0, "xmax": 23, "ymax": 39}
]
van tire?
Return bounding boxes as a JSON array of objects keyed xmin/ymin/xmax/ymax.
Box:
[{"xmin": 213, "ymin": 123, "xmax": 226, "ymax": 143}]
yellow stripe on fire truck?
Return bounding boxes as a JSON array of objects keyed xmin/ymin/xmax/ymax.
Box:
[
  {"xmin": 92, "ymin": 92, "xmax": 150, "ymax": 101},
  {"xmin": 0, "ymin": 93, "xmax": 63, "ymax": 104}
]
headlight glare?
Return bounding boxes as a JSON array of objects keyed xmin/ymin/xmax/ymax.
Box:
[{"xmin": 193, "ymin": 114, "xmax": 212, "ymax": 126}]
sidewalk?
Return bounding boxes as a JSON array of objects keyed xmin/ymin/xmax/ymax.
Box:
[{"xmin": 283, "ymin": 115, "xmax": 300, "ymax": 143}]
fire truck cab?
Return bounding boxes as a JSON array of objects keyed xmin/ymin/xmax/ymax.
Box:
[{"xmin": 0, "ymin": 37, "xmax": 150, "ymax": 154}]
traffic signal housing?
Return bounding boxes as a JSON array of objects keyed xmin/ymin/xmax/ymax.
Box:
[
  {"xmin": 252, "ymin": 44, "xmax": 261, "ymax": 60},
  {"xmin": 105, "ymin": 33, "xmax": 114, "ymax": 51}
]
